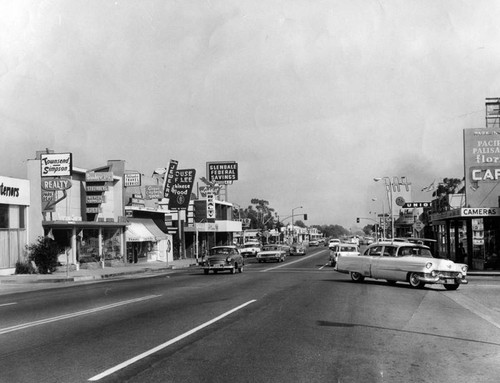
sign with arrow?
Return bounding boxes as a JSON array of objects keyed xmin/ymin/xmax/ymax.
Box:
[{"xmin": 41, "ymin": 178, "xmax": 72, "ymax": 212}]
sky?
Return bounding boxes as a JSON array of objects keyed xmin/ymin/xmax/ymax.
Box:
[{"xmin": 1, "ymin": 0, "xmax": 499, "ymax": 228}]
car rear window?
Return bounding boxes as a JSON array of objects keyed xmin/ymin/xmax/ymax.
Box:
[{"xmin": 340, "ymin": 246, "xmax": 357, "ymax": 252}]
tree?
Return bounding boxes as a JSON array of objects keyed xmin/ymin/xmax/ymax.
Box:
[
  {"xmin": 26, "ymin": 236, "xmax": 61, "ymax": 274},
  {"xmin": 432, "ymin": 177, "xmax": 464, "ymax": 212}
]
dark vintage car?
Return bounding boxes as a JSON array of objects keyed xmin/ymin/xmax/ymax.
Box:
[
  {"xmin": 201, "ymin": 245, "xmax": 244, "ymax": 274},
  {"xmin": 290, "ymin": 244, "xmax": 306, "ymax": 256}
]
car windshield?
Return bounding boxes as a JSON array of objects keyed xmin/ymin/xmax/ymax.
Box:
[
  {"xmin": 263, "ymin": 245, "xmax": 279, "ymax": 251},
  {"xmin": 398, "ymin": 246, "xmax": 433, "ymax": 257},
  {"xmin": 210, "ymin": 248, "xmax": 233, "ymax": 255}
]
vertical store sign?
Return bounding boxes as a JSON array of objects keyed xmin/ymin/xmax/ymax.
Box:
[
  {"xmin": 163, "ymin": 160, "xmax": 178, "ymax": 199},
  {"xmin": 39, "ymin": 153, "xmax": 73, "ymax": 212},
  {"xmin": 206, "ymin": 193, "xmax": 216, "ymax": 221}
]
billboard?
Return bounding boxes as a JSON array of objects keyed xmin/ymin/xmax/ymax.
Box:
[
  {"xmin": 40, "ymin": 153, "xmax": 72, "ymax": 177},
  {"xmin": 464, "ymin": 128, "xmax": 500, "ymax": 207},
  {"xmin": 207, "ymin": 161, "xmax": 238, "ymax": 182}
]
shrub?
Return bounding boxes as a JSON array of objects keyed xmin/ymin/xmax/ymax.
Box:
[
  {"xmin": 15, "ymin": 261, "xmax": 36, "ymax": 274},
  {"xmin": 26, "ymin": 236, "xmax": 61, "ymax": 274}
]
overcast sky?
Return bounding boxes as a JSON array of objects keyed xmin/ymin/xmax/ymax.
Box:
[{"xmin": 1, "ymin": 0, "xmax": 499, "ymax": 228}]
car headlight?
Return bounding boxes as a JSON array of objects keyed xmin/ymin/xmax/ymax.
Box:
[
  {"xmin": 461, "ymin": 265, "xmax": 468, "ymax": 273},
  {"xmin": 226, "ymin": 257, "xmax": 232, "ymax": 262},
  {"xmin": 425, "ymin": 262, "xmax": 433, "ymax": 269}
]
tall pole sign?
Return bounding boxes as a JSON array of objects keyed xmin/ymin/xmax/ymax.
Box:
[{"xmin": 163, "ymin": 160, "xmax": 178, "ymax": 199}]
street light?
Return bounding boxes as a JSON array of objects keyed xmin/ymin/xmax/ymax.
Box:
[
  {"xmin": 374, "ymin": 177, "xmax": 394, "ymax": 241},
  {"xmin": 291, "ymin": 206, "xmax": 303, "ymax": 243},
  {"xmin": 371, "ymin": 197, "xmax": 386, "ymax": 240}
]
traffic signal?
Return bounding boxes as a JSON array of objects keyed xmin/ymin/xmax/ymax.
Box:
[
  {"xmin": 303, "ymin": 214, "xmax": 308, "ymax": 220},
  {"xmin": 356, "ymin": 217, "xmax": 360, "ymax": 223}
]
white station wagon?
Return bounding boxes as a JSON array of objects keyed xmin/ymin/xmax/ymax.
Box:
[{"xmin": 336, "ymin": 240, "xmax": 468, "ymax": 290}]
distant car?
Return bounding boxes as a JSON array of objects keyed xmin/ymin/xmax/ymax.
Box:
[
  {"xmin": 328, "ymin": 239, "xmax": 341, "ymax": 249},
  {"xmin": 201, "ymin": 245, "xmax": 244, "ymax": 274},
  {"xmin": 290, "ymin": 244, "xmax": 306, "ymax": 256},
  {"xmin": 257, "ymin": 244, "xmax": 288, "ymax": 263},
  {"xmin": 239, "ymin": 242, "xmax": 261, "ymax": 257},
  {"xmin": 329, "ymin": 244, "xmax": 360, "ymax": 267},
  {"xmin": 309, "ymin": 240, "xmax": 319, "ymax": 247},
  {"xmin": 336, "ymin": 241, "xmax": 468, "ymax": 290}
]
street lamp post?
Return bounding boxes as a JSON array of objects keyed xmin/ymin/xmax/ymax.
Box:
[
  {"xmin": 291, "ymin": 206, "xmax": 303, "ymax": 243},
  {"xmin": 374, "ymin": 178, "xmax": 394, "ymax": 241},
  {"xmin": 371, "ymin": 197, "xmax": 386, "ymax": 240}
]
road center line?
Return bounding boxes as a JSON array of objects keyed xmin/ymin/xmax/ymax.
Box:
[
  {"xmin": 261, "ymin": 252, "xmax": 320, "ymax": 272},
  {"xmin": 0, "ymin": 295, "xmax": 161, "ymax": 335},
  {"xmin": 0, "ymin": 302, "xmax": 17, "ymax": 307},
  {"xmin": 88, "ymin": 299, "xmax": 257, "ymax": 382}
]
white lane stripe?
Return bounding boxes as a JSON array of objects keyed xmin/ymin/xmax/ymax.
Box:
[
  {"xmin": 88, "ymin": 299, "xmax": 257, "ymax": 381},
  {"xmin": 0, "ymin": 295, "xmax": 161, "ymax": 335},
  {"xmin": 260, "ymin": 252, "xmax": 321, "ymax": 272},
  {"xmin": 0, "ymin": 302, "xmax": 17, "ymax": 307}
]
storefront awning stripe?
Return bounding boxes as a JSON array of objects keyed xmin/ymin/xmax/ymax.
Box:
[
  {"xmin": 126, "ymin": 222, "xmax": 155, "ymax": 242},
  {"xmin": 128, "ymin": 218, "xmax": 168, "ymax": 241}
]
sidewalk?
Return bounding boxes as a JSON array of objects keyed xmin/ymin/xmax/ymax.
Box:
[{"xmin": 0, "ymin": 258, "xmax": 200, "ymax": 285}]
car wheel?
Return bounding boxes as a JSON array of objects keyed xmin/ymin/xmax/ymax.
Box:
[
  {"xmin": 230, "ymin": 266, "xmax": 236, "ymax": 274},
  {"xmin": 386, "ymin": 280, "xmax": 397, "ymax": 285},
  {"xmin": 408, "ymin": 273, "xmax": 425, "ymax": 288},
  {"xmin": 238, "ymin": 265, "xmax": 243, "ymax": 273},
  {"xmin": 444, "ymin": 283, "xmax": 459, "ymax": 290},
  {"xmin": 350, "ymin": 272, "xmax": 365, "ymax": 282},
  {"xmin": 204, "ymin": 269, "xmax": 209, "ymax": 275}
]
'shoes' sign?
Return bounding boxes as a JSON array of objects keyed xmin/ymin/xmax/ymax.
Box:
[{"xmin": 168, "ymin": 169, "xmax": 196, "ymax": 209}]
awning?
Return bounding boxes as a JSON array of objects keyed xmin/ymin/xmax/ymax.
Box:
[
  {"xmin": 128, "ymin": 218, "xmax": 168, "ymax": 241},
  {"xmin": 126, "ymin": 222, "xmax": 155, "ymax": 242}
]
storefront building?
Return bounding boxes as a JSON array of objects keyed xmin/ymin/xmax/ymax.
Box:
[
  {"xmin": 429, "ymin": 127, "xmax": 500, "ymax": 270},
  {"xmin": 27, "ymin": 154, "xmax": 128, "ymax": 269},
  {"xmin": 0, "ymin": 175, "xmax": 30, "ymax": 275}
]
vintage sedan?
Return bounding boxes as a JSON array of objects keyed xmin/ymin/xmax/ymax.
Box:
[
  {"xmin": 239, "ymin": 242, "xmax": 261, "ymax": 257},
  {"xmin": 201, "ymin": 245, "xmax": 244, "ymax": 274},
  {"xmin": 290, "ymin": 244, "xmax": 306, "ymax": 256},
  {"xmin": 335, "ymin": 240, "xmax": 468, "ymax": 290},
  {"xmin": 257, "ymin": 244, "xmax": 288, "ymax": 263}
]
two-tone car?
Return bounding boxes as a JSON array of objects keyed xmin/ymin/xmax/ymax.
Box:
[
  {"xmin": 335, "ymin": 240, "xmax": 468, "ymax": 290},
  {"xmin": 239, "ymin": 242, "xmax": 261, "ymax": 257},
  {"xmin": 201, "ymin": 245, "xmax": 244, "ymax": 274},
  {"xmin": 256, "ymin": 244, "xmax": 288, "ymax": 263}
]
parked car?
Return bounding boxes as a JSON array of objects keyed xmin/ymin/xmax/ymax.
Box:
[
  {"xmin": 290, "ymin": 244, "xmax": 306, "ymax": 256},
  {"xmin": 329, "ymin": 244, "xmax": 360, "ymax": 267},
  {"xmin": 257, "ymin": 244, "xmax": 288, "ymax": 263},
  {"xmin": 239, "ymin": 242, "xmax": 261, "ymax": 257},
  {"xmin": 335, "ymin": 241, "xmax": 468, "ymax": 290},
  {"xmin": 309, "ymin": 240, "xmax": 319, "ymax": 247},
  {"xmin": 201, "ymin": 245, "xmax": 244, "ymax": 274}
]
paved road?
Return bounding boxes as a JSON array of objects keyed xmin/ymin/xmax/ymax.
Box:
[{"xmin": 1, "ymin": 248, "xmax": 499, "ymax": 382}]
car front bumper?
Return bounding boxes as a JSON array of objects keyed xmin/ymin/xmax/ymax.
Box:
[{"xmin": 418, "ymin": 273, "xmax": 468, "ymax": 285}]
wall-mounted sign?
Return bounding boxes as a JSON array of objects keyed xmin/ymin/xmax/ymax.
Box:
[
  {"xmin": 206, "ymin": 193, "xmax": 216, "ymax": 220},
  {"xmin": 86, "ymin": 195, "xmax": 105, "ymax": 204},
  {"xmin": 124, "ymin": 173, "xmax": 141, "ymax": 187},
  {"xmin": 0, "ymin": 176, "xmax": 30, "ymax": 206},
  {"xmin": 207, "ymin": 161, "xmax": 238, "ymax": 182},
  {"xmin": 86, "ymin": 185, "xmax": 109, "ymax": 192},
  {"xmin": 169, "ymin": 168, "xmax": 196, "ymax": 209},
  {"xmin": 86, "ymin": 207, "xmax": 102, "ymax": 214},
  {"xmin": 145, "ymin": 185, "xmax": 162, "ymax": 200},
  {"xmin": 40, "ymin": 153, "xmax": 72, "ymax": 177},
  {"xmin": 41, "ymin": 178, "xmax": 72, "ymax": 191},
  {"xmin": 86, "ymin": 171, "xmax": 114, "ymax": 182},
  {"xmin": 403, "ymin": 202, "xmax": 431, "ymax": 208}
]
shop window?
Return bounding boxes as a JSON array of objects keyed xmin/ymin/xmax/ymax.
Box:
[
  {"xmin": 0, "ymin": 204, "xmax": 8, "ymax": 228},
  {"xmin": 103, "ymin": 228, "xmax": 122, "ymax": 262},
  {"xmin": 77, "ymin": 229, "xmax": 100, "ymax": 264}
]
